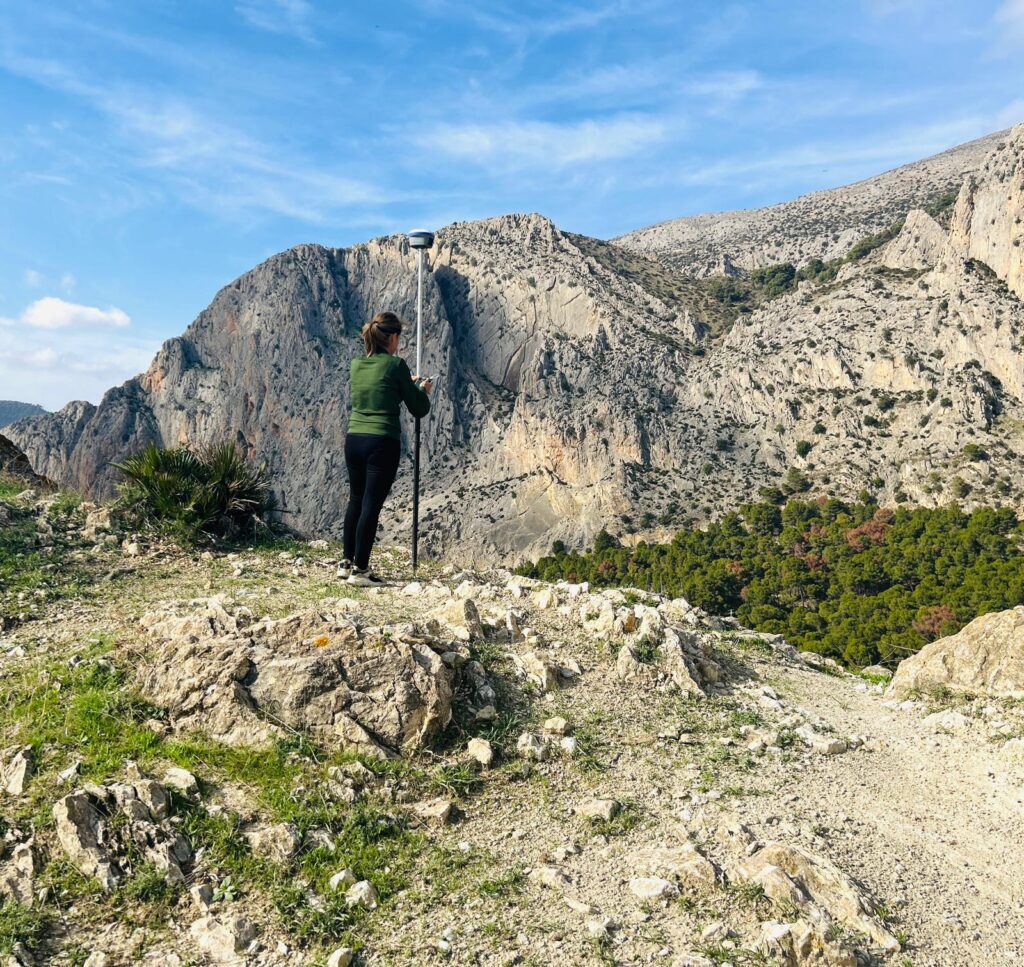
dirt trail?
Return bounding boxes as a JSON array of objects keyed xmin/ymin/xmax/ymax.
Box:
[{"xmin": 747, "ymin": 667, "xmax": 1024, "ymax": 966}]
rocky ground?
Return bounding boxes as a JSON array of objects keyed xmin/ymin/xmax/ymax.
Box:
[{"xmin": 1, "ymin": 488, "xmax": 1023, "ymax": 966}]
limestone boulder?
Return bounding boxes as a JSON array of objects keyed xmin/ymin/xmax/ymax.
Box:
[
  {"xmin": 889, "ymin": 606, "xmax": 1024, "ymax": 699},
  {"xmin": 138, "ymin": 602, "xmax": 454, "ymax": 755},
  {"xmin": 737, "ymin": 842, "xmax": 899, "ymax": 953}
]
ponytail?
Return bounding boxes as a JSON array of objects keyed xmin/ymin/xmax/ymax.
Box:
[{"xmin": 362, "ymin": 311, "xmax": 403, "ymax": 356}]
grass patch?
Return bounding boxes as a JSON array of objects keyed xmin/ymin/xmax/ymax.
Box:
[
  {"xmin": 584, "ymin": 799, "xmax": 642, "ymax": 838},
  {"xmin": 0, "ymin": 901, "xmax": 53, "ymax": 957},
  {"xmin": 474, "ymin": 867, "xmax": 526, "ymax": 899},
  {"xmin": 0, "ymin": 643, "xmax": 164, "ymax": 819},
  {"xmin": 0, "ymin": 492, "xmax": 93, "ymax": 624}
]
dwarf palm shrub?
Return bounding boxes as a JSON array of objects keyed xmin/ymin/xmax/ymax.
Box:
[{"xmin": 114, "ymin": 442, "xmax": 274, "ymax": 541}]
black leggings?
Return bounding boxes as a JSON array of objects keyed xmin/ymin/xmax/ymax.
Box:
[{"xmin": 343, "ymin": 433, "xmax": 401, "ymax": 569}]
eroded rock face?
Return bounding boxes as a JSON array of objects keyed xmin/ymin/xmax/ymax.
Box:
[
  {"xmin": 948, "ymin": 124, "xmax": 1024, "ymax": 299},
  {"xmin": 0, "ymin": 434, "xmax": 49, "ymax": 487},
  {"xmin": 138, "ymin": 599, "xmax": 457, "ymax": 754},
  {"xmin": 889, "ymin": 606, "xmax": 1024, "ymax": 699}
]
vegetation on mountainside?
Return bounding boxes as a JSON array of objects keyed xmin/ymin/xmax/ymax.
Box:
[
  {"xmin": 115, "ymin": 442, "xmax": 274, "ymax": 542},
  {"xmin": 520, "ymin": 498, "xmax": 1024, "ymax": 668},
  {"xmin": 0, "ymin": 400, "xmax": 46, "ymax": 429},
  {"xmin": 698, "ymin": 188, "xmax": 963, "ymax": 331}
]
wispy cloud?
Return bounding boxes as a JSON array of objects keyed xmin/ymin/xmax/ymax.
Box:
[
  {"xmin": 235, "ymin": 0, "xmax": 317, "ymax": 44},
  {"xmin": 0, "ymin": 50, "xmax": 388, "ymax": 223},
  {"xmin": 416, "ymin": 115, "xmax": 669, "ymax": 170},
  {"xmin": 23, "ymin": 269, "xmax": 43, "ymax": 287},
  {"xmin": 674, "ymin": 115, "xmax": 1001, "ymax": 190},
  {"xmin": 686, "ymin": 70, "xmax": 763, "ymax": 100},
  {"xmin": 427, "ymin": 0, "xmax": 632, "ymax": 46},
  {"xmin": 995, "ymin": 0, "xmax": 1024, "ymax": 43},
  {"xmin": 16, "ymin": 297, "xmax": 130, "ymax": 330}
]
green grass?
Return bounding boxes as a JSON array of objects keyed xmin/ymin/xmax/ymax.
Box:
[
  {"xmin": 0, "ymin": 630, "xmax": 484, "ymax": 957},
  {"xmin": 583, "ymin": 798, "xmax": 642, "ymax": 838},
  {"xmin": 0, "ymin": 641, "xmax": 164, "ymax": 821},
  {"xmin": 474, "ymin": 868, "xmax": 526, "ymax": 899},
  {"xmin": 0, "ymin": 491, "xmax": 93, "ymax": 624},
  {"xmin": 0, "ymin": 900, "xmax": 53, "ymax": 957}
]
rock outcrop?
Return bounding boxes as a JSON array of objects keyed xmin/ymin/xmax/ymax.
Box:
[
  {"xmin": 136, "ymin": 596, "xmax": 503, "ymax": 754},
  {"xmin": 0, "ymin": 434, "xmax": 50, "ymax": 487},
  {"xmin": 889, "ymin": 605, "xmax": 1024, "ymax": 698},
  {"xmin": 53, "ymin": 777, "xmax": 192, "ymax": 891}
]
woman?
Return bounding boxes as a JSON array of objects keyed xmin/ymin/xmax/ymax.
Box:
[{"xmin": 339, "ymin": 311, "xmax": 432, "ymax": 586}]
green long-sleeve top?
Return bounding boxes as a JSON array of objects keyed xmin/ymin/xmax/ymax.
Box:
[{"xmin": 347, "ymin": 353, "xmax": 431, "ymax": 438}]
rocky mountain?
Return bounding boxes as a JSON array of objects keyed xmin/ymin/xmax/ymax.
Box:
[
  {"xmin": 614, "ymin": 128, "xmax": 1008, "ymax": 276},
  {"xmin": 8, "ymin": 124, "xmax": 1024, "ymax": 563},
  {"xmin": 0, "ymin": 400, "xmax": 45, "ymax": 428}
]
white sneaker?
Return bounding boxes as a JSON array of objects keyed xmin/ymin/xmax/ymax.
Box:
[
  {"xmin": 347, "ymin": 568, "xmax": 386, "ymax": 587},
  {"xmin": 336, "ymin": 559, "xmax": 353, "ymax": 579}
]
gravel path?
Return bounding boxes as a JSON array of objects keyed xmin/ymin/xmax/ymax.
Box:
[{"xmin": 748, "ymin": 667, "xmax": 1024, "ymax": 966}]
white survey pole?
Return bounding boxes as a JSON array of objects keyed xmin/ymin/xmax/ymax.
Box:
[
  {"xmin": 416, "ymin": 248, "xmax": 424, "ymax": 378},
  {"xmin": 406, "ymin": 229, "xmax": 435, "ymax": 572}
]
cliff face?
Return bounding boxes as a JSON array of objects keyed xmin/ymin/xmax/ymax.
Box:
[
  {"xmin": 9, "ymin": 128, "xmax": 1024, "ymax": 562},
  {"xmin": 948, "ymin": 134, "xmax": 1024, "ymax": 299}
]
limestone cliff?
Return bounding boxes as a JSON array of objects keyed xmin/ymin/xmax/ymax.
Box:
[{"xmin": 8, "ymin": 129, "xmax": 1024, "ymax": 563}]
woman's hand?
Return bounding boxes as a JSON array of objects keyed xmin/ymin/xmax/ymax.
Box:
[{"xmin": 414, "ymin": 375, "xmax": 433, "ymax": 394}]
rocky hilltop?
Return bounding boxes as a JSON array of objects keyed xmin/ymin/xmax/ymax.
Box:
[
  {"xmin": 8, "ymin": 125, "xmax": 1024, "ymax": 562},
  {"xmin": 0, "ymin": 490, "xmax": 1022, "ymax": 965},
  {"xmin": 614, "ymin": 128, "xmax": 1007, "ymax": 276}
]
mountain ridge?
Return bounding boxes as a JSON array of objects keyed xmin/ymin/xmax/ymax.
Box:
[
  {"xmin": 614, "ymin": 127, "xmax": 1010, "ymax": 277},
  {"xmin": 8, "ymin": 125, "xmax": 1024, "ymax": 562},
  {"xmin": 0, "ymin": 400, "xmax": 46, "ymax": 428}
]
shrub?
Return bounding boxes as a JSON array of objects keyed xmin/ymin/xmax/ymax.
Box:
[
  {"xmin": 518, "ymin": 498, "xmax": 1024, "ymax": 668},
  {"xmin": 795, "ymin": 440, "xmax": 812, "ymax": 458},
  {"xmin": 115, "ymin": 442, "xmax": 274, "ymax": 542}
]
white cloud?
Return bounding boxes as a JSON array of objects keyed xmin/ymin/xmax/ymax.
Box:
[
  {"xmin": 18, "ymin": 297, "xmax": 130, "ymax": 330},
  {"xmin": 417, "ymin": 115, "xmax": 668, "ymax": 170},
  {"xmin": 23, "ymin": 269, "xmax": 43, "ymax": 287},
  {"xmin": 12, "ymin": 347, "xmax": 59, "ymax": 368},
  {"xmin": 0, "ymin": 325, "xmax": 158, "ymax": 410},
  {"xmin": 60, "ymin": 273, "xmax": 76, "ymax": 292},
  {"xmin": 235, "ymin": 0, "xmax": 316, "ymax": 43}
]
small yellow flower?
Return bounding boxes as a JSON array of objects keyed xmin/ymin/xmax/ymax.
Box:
[{"xmin": 313, "ymin": 634, "xmax": 330, "ymax": 648}]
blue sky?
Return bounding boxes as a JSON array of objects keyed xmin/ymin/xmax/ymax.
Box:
[{"xmin": 1, "ymin": 0, "xmax": 1022, "ymax": 410}]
